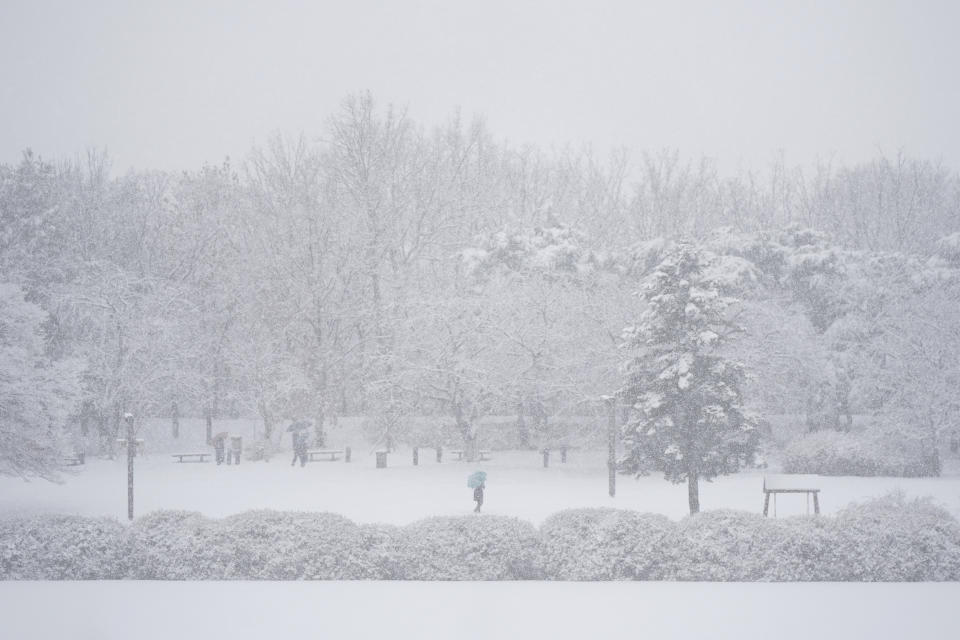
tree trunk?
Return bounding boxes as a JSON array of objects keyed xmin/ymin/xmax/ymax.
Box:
[
  {"xmin": 516, "ymin": 400, "xmax": 530, "ymax": 449},
  {"xmin": 171, "ymin": 402, "xmax": 180, "ymax": 439},
  {"xmin": 258, "ymin": 400, "xmax": 273, "ymax": 440},
  {"xmin": 315, "ymin": 403, "xmax": 326, "ymax": 448},
  {"xmin": 687, "ymin": 473, "xmax": 700, "ymax": 514},
  {"xmin": 205, "ymin": 410, "xmax": 213, "ymax": 445}
]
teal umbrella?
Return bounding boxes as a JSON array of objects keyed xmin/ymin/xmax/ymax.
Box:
[{"xmin": 467, "ymin": 471, "xmax": 487, "ymax": 488}]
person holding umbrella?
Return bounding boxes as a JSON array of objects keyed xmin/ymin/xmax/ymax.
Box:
[
  {"xmin": 468, "ymin": 471, "xmax": 487, "ymax": 513},
  {"xmin": 288, "ymin": 421, "xmax": 310, "ymax": 467},
  {"xmin": 212, "ymin": 432, "xmax": 228, "ymax": 465}
]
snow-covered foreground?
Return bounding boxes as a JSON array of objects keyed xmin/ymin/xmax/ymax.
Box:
[
  {"xmin": 1, "ymin": 581, "xmax": 957, "ymax": 640},
  {"xmin": 2, "ymin": 449, "xmax": 960, "ymax": 524}
]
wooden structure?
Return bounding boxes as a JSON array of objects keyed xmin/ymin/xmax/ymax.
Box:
[
  {"xmin": 307, "ymin": 449, "xmax": 344, "ymax": 462},
  {"xmin": 171, "ymin": 453, "xmax": 210, "ymax": 463},
  {"xmin": 763, "ymin": 474, "xmax": 821, "ymax": 516},
  {"xmin": 412, "ymin": 445, "xmax": 443, "ymax": 465},
  {"xmin": 449, "ymin": 449, "xmax": 491, "ymax": 461},
  {"xmin": 64, "ymin": 452, "xmax": 85, "ymax": 466}
]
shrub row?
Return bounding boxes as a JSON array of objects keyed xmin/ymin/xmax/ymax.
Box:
[
  {"xmin": 783, "ymin": 429, "xmax": 938, "ymax": 477},
  {"xmin": 3, "ymin": 494, "xmax": 960, "ymax": 581}
]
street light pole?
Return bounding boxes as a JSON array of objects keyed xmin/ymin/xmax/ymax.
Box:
[
  {"xmin": 125, "ymin": 413, "xmax": 135, "ymax": 520},
  {"xmin": 603, "ymin": 396, "xmax": 617, "ymax": 498}
]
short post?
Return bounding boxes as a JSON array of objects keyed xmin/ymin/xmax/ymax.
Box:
[
  {"xmin": 436, "ymin": 445, "xmax": 442, "ymax": 463},
  {"xmin": 125, "ymin": 413, "xmax": 135, "ymax": 521},
  {"xmin": 542, "ymin": 449, "xmax": 550, "ymax": 468},
  {"xmin": 376, "ymin": 451, "xmax": 387, "ymax": 468},
  {"xmin": 345, "ymin": 446, "xmax": 352, "ymax": 463},
  {"xmin": 606, "ymin": 396, "xmax": 616, "ymax": 498},
  {"xmin": 413, "ymin": 446, "xmax": 419, "ymax": 466},
  {"xmin": 813, "ymin": 492, "xmax": 820, "ymax": 515}
]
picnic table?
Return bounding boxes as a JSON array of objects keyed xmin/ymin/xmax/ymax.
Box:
[
  {"xmin": 762, "ymin": 474, "xmax": 821, "ymax": 516},
  {"xmin": 171, "ymin": 453, "xmax": 210, "ymax": 463},
  {"xmin": 449, "ymin": 449, "xmax": 491, "ymax": 461},
  {"xmin": 307, "ymin": 449, "xmax": 344, "ymax": 462}
]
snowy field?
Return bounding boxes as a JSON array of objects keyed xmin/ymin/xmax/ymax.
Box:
[
  {"xmin": 2, "ymin": 447, "xmax": 960, "ymax": 524},
  {"xmin": 1, "ymin": 581, "xmax": 958, "ymax": 640}
]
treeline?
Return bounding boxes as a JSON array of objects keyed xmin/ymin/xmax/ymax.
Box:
[{"xmin": 2, "ymin": 92, "xmax": 959, "ymax": 468}]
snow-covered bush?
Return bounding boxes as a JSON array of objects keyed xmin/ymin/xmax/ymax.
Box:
[
  {"xmin": 783, "ymin": 429, "xmax": 935, "ymax": 477},
  {"xmin": 540, "ymin": 508, "xmax": 674, "ymax": 580},
  {"xmin": 357, "ymin": 523, "xmax": 403, "ymax": 579},
  {"xmin": 0, "ymin": 514, "xmax": 129, "ymax": 579},
  {"xmin": 395, "ymin": 516, "xmax": 545, "ymax": 580},
  {"xmin": 829, "ymin": 493, "xmax": 960, "ymax": 581},
  {"xmin": 130, "ymin": 510, "xmax": 379, "ymax": 579},
  {"xmin": 216, "ymin": 511, "xmax": 377, "ymax": 579},
  {"xmin": 128, "ymin": 511, "xmax": 229, "ymax": 579},
  {"xmin": 669, "ymin": 510, "xmax": 836, "ymax": 581}
]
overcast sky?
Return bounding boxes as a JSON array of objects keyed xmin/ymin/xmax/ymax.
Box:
[{"xmin": 1, "ymin": 0, "xmax": 958, "ymax": 175}]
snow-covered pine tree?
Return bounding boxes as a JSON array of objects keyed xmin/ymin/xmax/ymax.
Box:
[{"xmin": 620, "ymin": 243, "xmax": 760, "ymax": 514}]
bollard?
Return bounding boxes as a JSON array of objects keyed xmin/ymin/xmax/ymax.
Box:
[
  {"xmin": 376, "ymin": 451, "xmax": 387, "ymax": 468},
  {"xmin": 345, "ymin": 446, "xmax": 352, "ymax": 463},
  {"xmin": 543, "ymin": 449, "xmax": 549, "ymax": 468},
  {"xmin": 413, "ymin": 447, "xmax": 419, "ymax": 466},
  {"xmin": 561, "ymin": 446, "xmax": 567, "ymax": 463},
  {"xmin": 436, "ymin": 445, "xmax": 442, "ymax": 463}
]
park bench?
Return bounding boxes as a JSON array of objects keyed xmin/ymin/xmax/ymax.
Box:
[
  {"xmin": 762, "ymin": 474, "xmax": 821, "ymax": 516},
  {"xmin": 449, "ymin": 449, "xmax": 491, "ymax": 461},
  {"xmin": 171, "ymin": 453, "xmax": 210, "ymax": 463},
  {"xmin": 64, "ymin": 452, "xmax": 85, "ymax": 466},
  {"xmin": 307, "ymin": 449, "xmax": 344, "ymax": 462}
]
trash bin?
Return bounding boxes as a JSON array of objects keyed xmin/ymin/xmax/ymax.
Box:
[{"xmin": 376, "ymin": 451, "xmax": 388, "ymax": 468}]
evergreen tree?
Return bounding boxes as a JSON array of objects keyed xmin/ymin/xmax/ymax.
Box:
[{"xmin": 620, "ymin": 243, "xmax": 760, "ymax": 514}]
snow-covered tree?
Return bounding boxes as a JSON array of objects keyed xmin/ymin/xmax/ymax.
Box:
[
  {"xmin": 620, "ymin": 243, "xmax": 761, "ymax": 514},
  {"xmin": 0, "ymin": 284, "xmax": 82, "ymax": 480}
]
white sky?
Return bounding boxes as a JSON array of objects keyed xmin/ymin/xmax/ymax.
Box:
[{"xmin": 1, "ymin": 0, "xmax": 958, "ymax": 175}]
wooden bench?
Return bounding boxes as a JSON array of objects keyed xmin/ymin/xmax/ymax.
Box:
[
  {"xmin": 449, "ymin": 449, "xmax": 491, "ymax": 461},
  {"xmin": 64, "ymin": 453, "xmax": 85, "ymax": 466},
  {"xmin": 763, "ymin": 474, "xmax": 821, "ymax": 516},
  {"xmin": 307, "ymin": 449, "xmax": 344, "ymax": 462},
  {"xmin": 171, "ymin": 453, "xmax": 210, "ymax": 463}
]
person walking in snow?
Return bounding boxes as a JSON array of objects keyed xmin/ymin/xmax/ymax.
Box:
[
  {"xmin": 473, "ymin": 481, "xmax": 485, "ymax": 513},
  {"xmin": 291, "ymin": 431, "xmax": 308, "ymax": 467},
  {"xmin": 213, "ymin": 436, "xmax": 226, "ymax": 465}
]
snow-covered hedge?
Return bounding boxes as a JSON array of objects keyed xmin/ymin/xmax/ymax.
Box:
[
  {"xmin": 3, "ymin": 498, "xmax": 960, "ymax": 580},
  {"xmin": 540, "ymin": 508, "xmax": 674, "ymax": 580},
  {"xmin": 783, "ymin": 429, "xmax": 936, "ymax": 477},
  {"xmin": 129, "ymin": 511, "xmax": 229, "ymax": 579},
  {"xmin": 668, "ymin": 510, "xmax": 836, "ymax": 581},
  {"xmin": 130, "ymin": 510, "xmax": 381, "ymax": 579},
  {"xmin": 393, "ymin": 515, "xmax": 545, "ymax": 579},
  {"xmin": 0, "ymin": 514, "xmax": 129, "ymax": 579},
  {"xmin": 830, "ymin": 493, "xmax": 960, "ymax": 581}
]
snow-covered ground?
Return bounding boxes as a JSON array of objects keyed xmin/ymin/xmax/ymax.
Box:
[
  {"xmin": 2, "ymin": 581, "xmax": 957, "ymax": 640},
  {"xmin": 2, "ymin": 447, "xmax": 960, "ymax": 524}
]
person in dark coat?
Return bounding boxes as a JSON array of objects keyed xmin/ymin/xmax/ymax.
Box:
[
  {"xmin": 213, "ymin": 437, "xmax": 226, "ymax": 465},
  {"xmin": 291, "ymin": 431, "xmax": 308, "ymax": 467},
  {"xmin": 473, "ymin": 481, "xmax": 485, "ymax": 513}
]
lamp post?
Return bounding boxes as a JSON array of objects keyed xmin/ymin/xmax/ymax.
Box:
[
  {"xmin": 603, "ymin": 396, "xmax": 616, "ymax": 498},
  {"xmin": 125, "ymin": 412, "xmax": 135, "ymax": 520}
]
